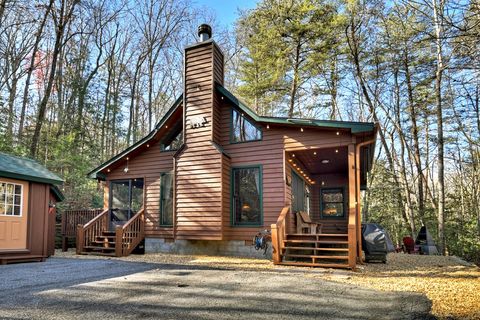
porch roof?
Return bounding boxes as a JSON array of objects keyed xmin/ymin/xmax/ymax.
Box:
[
  {"xmin": 216, "ymin": 84, "xmax": 377, "ymax": 134},
  {"xmin": 0, "ymin": 152, "xmax": 64, "ymax": 185}
]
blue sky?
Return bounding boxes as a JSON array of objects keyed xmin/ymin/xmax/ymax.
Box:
[{"xmin": 194, "ymin": 0, "xmax": 258, "ymax": 27}]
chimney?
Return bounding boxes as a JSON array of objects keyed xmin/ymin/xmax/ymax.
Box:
[{"xmin": 198, "ymin": 24, "xmax": 212, "ymax": 42}]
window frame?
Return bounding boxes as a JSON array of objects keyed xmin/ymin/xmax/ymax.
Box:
[
  {"xmin": 0, "ymin": 181, "xmax": 23, "ymax": 217},
  {"xmin": 230, "ymin": 108, "xmax": 263, "ymax": 144},
  {"xmin": 159, "ymin": 171, "xmax": 174, "ymax": 227},
  {"xmin": 320, "ymin": 187, "xmax": 346, "ymax": 219},
  {"xmin": 230, "ymin": 165, "xmax": 263, "ymax": 227}
]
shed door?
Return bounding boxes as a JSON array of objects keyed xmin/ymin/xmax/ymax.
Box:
[{"xmin": 0, "ymin": 179, "xmax": 29, "ymax": 250}]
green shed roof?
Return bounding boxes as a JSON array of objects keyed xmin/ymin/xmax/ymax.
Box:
[{"xmin": 0, "ymin": 152, "xmax": 64, "ymax": 185}]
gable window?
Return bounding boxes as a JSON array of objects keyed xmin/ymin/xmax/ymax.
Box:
[
  {"xmin": 320, "ymin": 188, "xmax": 345, "ymax": 218},
  {"xmin": 159, "ymin": 172, "xmax": 174, "ymax": 226},
  {"xmin": 231, "ymin": 109, "xmax": 262, "ymax": 143},
  {"xmin": 0, "ymin": 182, "xmax": 22, "ymax": 216},
  {"xmin": 161, "ymin": 126, "xmax": 183, "ymax": 151},
  {"xmin": 232, "ymin": 166, "xmax": 262, "ymax": 226}
]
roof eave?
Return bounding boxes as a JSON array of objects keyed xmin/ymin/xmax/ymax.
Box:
[{"xmin": 0, "ymin": 170, "xmax": 63, "ymax": 185}]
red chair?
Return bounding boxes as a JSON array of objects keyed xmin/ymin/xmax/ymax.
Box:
[{"xmin": 402, "ymin": 236, "xmax": 418, "ymax": 254}]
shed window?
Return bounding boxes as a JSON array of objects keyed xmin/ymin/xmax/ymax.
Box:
[
  {"xmin": 0, "ymin": 182, "xmax": 22, "ymax": 216},
  {"xmin": 320, "ymin": 188, "xmax": 344, "ymax": 218},
  {"xmin": 232, "ymin": 166, "xmax": 262, "ymax": 226},
  {"xmin": 159, "ymin": 172, "xmax": 173, "ymax": 226},
  {"xmin": 231, "ymin": 109, "xmax": 261, "ymax": 143}
]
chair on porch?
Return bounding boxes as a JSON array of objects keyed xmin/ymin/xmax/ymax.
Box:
[{"xmin": 296, "ymin": 211, "xmax": 323, "ymax": 234}]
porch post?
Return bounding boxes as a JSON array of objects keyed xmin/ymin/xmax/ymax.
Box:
[{"xmin": 347, "ymin": 143, "xmax": 357, "ymax": 269}]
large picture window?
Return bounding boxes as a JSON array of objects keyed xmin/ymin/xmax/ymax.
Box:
[
  {"xmin": 320, "ymin": 188, "xmax": 345, "ymax": 218},
  {"xmin": 159, "ymin": 172, "xmax": 174, "ymax": 226},
  {"xmin": 231, "ymin": 109, "xmax": 262, "ymax": 143},
  {"xmin": 0, "ymin": 182, "xmax": 22, "ymax": 216},
  {"xmin": 232, "ymin": 166, "xmax": 262, "ymax": 226}
]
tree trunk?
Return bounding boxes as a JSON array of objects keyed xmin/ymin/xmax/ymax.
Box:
[
  {"xmin": 432, "ymin": 0, "xmax": 446, "ymax": 255},
  {"xmin": 288, "ymin": 40, "xmax": 301, "ymax": 118},
  {"xmin": 19, "ymin": 0, "xmax": 54, "ymax": 141}
]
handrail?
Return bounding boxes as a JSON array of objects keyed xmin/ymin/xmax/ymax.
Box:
[
  {"xmin": 115, "ymin": 208, "xmax": 145, "ymax": 257},
  {"xmin": 271, "ymin": 206, "xmax": 290, "ymax": 264},
  {"xmin": 76, "ymin": 209, "xmax": 109, "ymax": 254}
]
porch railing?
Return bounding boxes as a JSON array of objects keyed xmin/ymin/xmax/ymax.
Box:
[
  {"xmin": 76, "ymin": 209, "xmax": 109, "ymax": 254},
  {"xmin": 61, "ymin": 209, "xmax": 103, "ymax": 251},
  {"xmin": 271, "ymin": 206, "xmax": 290, "ymax": 264},
  {"xmin": 115, "ymin": 208, "xmax": 145, "ymax": 257}
]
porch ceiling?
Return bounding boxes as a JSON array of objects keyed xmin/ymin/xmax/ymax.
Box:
[{"xmin": 288, "ymin": 147, "xmax": 348, "ymax": 175}]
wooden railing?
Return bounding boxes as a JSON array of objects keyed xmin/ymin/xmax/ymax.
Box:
[
  {"xmin": 76, "ymin": 209, "xmax": 109, "ymax": 254},
  {"xmin": 271, "ymin": 206, "xmax": 290, "ymax": 264},
  {"xmin": 61, "ymin": 209, "xmax": 103, "ymax": 251},
  {"xmin": 115, "ymin": 208, "xmax": 145, "ymax": 257}
]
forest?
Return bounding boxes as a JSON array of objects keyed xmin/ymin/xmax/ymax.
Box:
[{"xmin": 0, "ymin": 0, "xmax": 479, "ymax": 264}]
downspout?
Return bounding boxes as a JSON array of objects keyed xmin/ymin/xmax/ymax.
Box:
[{"xmin": 355, "ymin": 137, "xmax": 376, "ymax": 263}]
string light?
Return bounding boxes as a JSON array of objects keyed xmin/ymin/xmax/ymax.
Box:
[
  {"xmin": 336, "ymin": 131, "xmax": 340, "ymax": 135},
  {"xmin": 335, "ymin": 149, "xmax": 338, "ymax": 153},
  {"xmin": 300, "ymin": 128, "xmax": 304, "ymax": 132}
]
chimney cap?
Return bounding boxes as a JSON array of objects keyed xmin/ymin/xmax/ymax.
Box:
[{"xmin": 198, "ymin": 24, "xmax": 212, "ymax": 41}]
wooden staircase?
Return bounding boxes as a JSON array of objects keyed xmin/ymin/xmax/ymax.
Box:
[
  {"xmin": 279, "ymin": 233, "xmax": 349, "ymax": 268},
  {"xmin": 76, "ymin": 208, "xmax": 145, "ymax": 257},
  {"xmin": 81, "ymin": 231, "xmax": 117, "ymax": 256}
]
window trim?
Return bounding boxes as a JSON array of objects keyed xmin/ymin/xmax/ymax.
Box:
[
  {"xmin": 230, "ymin": 108, "xmax": 263, "ymax": 144},
  {"xmin": 159, "ymin": 171, "xmax": 174, "ymax": 227},
  {"xmin": 230, "ymin": 165, "xmax": 263, "ymax": 227},
  {"xmin": 320, "ymin": 187, "xmax": 346, "ymax": 219},
  {"xmin": 0, "ymin": 180, "xmax": 23, "ymax": 217}
]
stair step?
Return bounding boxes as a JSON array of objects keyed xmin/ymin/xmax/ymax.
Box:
[
  {"xmin": 288, "ymin": 233, "xmax": 348, "ymax": 237},
  {"xmin": 283, "ymin": 246, "xmax": 348, "ymax": 251},
  {"xmin": 80, "ymin": 251, "xmax": 116, "ymax": 257},
  {"xmin": 284, "ymin": 240, "xmax": 348, "ymax": 244},
  {"xmin": 83, "ymin": 246, "xmax": 116, "ymax": 251},
  {"xmin": 91, "ymin": 240, "xmax": 116, "ymax": 246},
  {"xmin": 277, "ymin": 261, "xmax": 350, "ymax": 269},
  {"xmin": 284, "ymin": 254, "xmax": 348, "ymax": 260}
]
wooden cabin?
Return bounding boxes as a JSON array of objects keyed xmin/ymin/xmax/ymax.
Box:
[
  {"xmin": 0, "ymin": 152, "xmax": 64, "ymax": 264},
  {"xmin": 76, "ymin": 25, "xmax": 377, "ymax": 269}
]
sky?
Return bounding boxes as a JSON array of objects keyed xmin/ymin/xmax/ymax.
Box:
[{"xmin": 193, "ymin": 0, "xmax": 259, "ymax": 27}]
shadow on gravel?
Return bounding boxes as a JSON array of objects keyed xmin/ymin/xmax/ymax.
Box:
[{"xmin": 0, "ymin": 257, "xmax": 436, "ymax": 320}]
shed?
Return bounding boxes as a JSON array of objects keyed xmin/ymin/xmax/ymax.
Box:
[{"xmin": 0, "ymin": 152, "xmax": 64, "ymax": 264}]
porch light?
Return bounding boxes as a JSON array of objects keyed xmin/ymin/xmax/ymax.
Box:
[
  {"xmin": 166, "ymin": 125, "xmax": 168, "ymax": 129},
  {"xmin": 292, "ymin": 154, "xmax": 295, "ymax": 157},
  {"xmin": 147, "ymin": 144, "xmax": 150, "ymax": 147},
  {"xmin": 221, "ymin": 96, "xmax": 224, "ymax": 100},
  {"xmin": 313, "ymin": 151, "xmax": 317, "ymax": 155},
  {"xmin": 321, "ymin": 181, "xmax": 325, "ymax": 186},
  {"xmin": 336, "ymin": 131, "xmax": 340, "ymax": 135},
  {"xmin": 107, "ymin": 169, "xmax": 110, "ymax": 172},
  {"xmin": 335, "ymin": 149, "xmax": 338, "ymax": 153},
  {"xmin": 321, "ymin": 159, "xmax": 330, "ymax": 164},
  {"xmin": 288, "ymin": 159, "xmax": 292, "ymax": 162},
  {"xmin": 300, "ymin": 128, "xmax": 304, "ymax": 132},
  {"xmin": 266, "ymin": 124, "xmax": 270, "ymax": 129},
  {"xmin": 126, "ymin": 157, "xmax": 129, "ymax": 160}
]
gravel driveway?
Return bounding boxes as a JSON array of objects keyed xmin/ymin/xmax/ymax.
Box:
[{"xmin": 0, "ymin": 257, "xmax": 434, "ymax": 320}]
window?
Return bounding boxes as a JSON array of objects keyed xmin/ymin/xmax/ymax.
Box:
[
  {"xmin": 321, "ymin": 188, "xmax": 345, "ymax": 218},
  {"xmin": 110, "ymin": 179, "xmax": 144, "ymax": 223},
  {"xmin": 161, "ymin": 126, "xmax": 183, "ymax": 151},
  {"xmin": 231, "ymin": 109, "xmax": 261, "ymax": 143},
  {"xmin": 232, "ymin": 166, "xmax": 262, "ymax": 226},
  {"xmin": 0, "ymin": 182, "xmax": 22, "ymax": 216},
  {"xmin": 159, "ymin": 172, "xmax": 173, "ymax": 226}
]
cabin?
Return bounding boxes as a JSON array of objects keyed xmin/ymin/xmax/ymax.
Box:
[
  {"xmin": 0, "ymin": 152, "xmax": 64, "ymax": 264},
  {"xmin": 73, "ymin": 25, "xmax": 377, "ymax": 269}
]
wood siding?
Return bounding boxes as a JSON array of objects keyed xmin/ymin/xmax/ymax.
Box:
[
  {"xmin": 175, "ymin": 41, "xmax": 223, "ymax": 240},
  {"xmin": 106, "ymin": 139, "xmax": 175, "ymax": 238}
]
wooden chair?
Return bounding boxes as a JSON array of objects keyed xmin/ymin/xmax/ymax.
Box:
[{"xmin": 296, "ymin": 211, "xmax": 322, "ymax": 234}]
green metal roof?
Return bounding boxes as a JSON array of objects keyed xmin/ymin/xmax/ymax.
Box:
[
  {"xmin": 88, "ymin": 95, "xmax": 183, "ymax": 179},
  {"xmin": 0, "ymin": 152, "xmax": 64, "ymax": 185},
  {"xmin": 216, "ymin": 84, "xmax": 376, "ymax": 134}
]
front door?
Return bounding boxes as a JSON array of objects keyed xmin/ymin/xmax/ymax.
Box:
[
  {"xmin": 0, "ymin": 179, "xmax": 29, "ymax": 250},
  {"xmin": 291, "ymin": 171, "xmax": 305, "ymax": 213},
  {"xmin": 109, "ymin": 179, "xmax": 144, "ymax": 228}
]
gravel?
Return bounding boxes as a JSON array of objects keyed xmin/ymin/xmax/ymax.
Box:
[{"xmin": 0, "ymin": 253, "xmax": 435, "ymax": 320}]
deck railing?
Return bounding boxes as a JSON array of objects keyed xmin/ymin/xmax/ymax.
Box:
[
  {"xmin": 61, "ymin": 209, "xmax": 103, "ymax": 251},
  {"xmin": 115, "ymin": 208, "xmax": 145, "ymax": 257},
  {"xmin": 76, "ymin": 209, "xmax": 109, "ymax": 254},
  {"xmin": 271, "ymin": 206, "xmax": 290, "ymax": 264}
]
